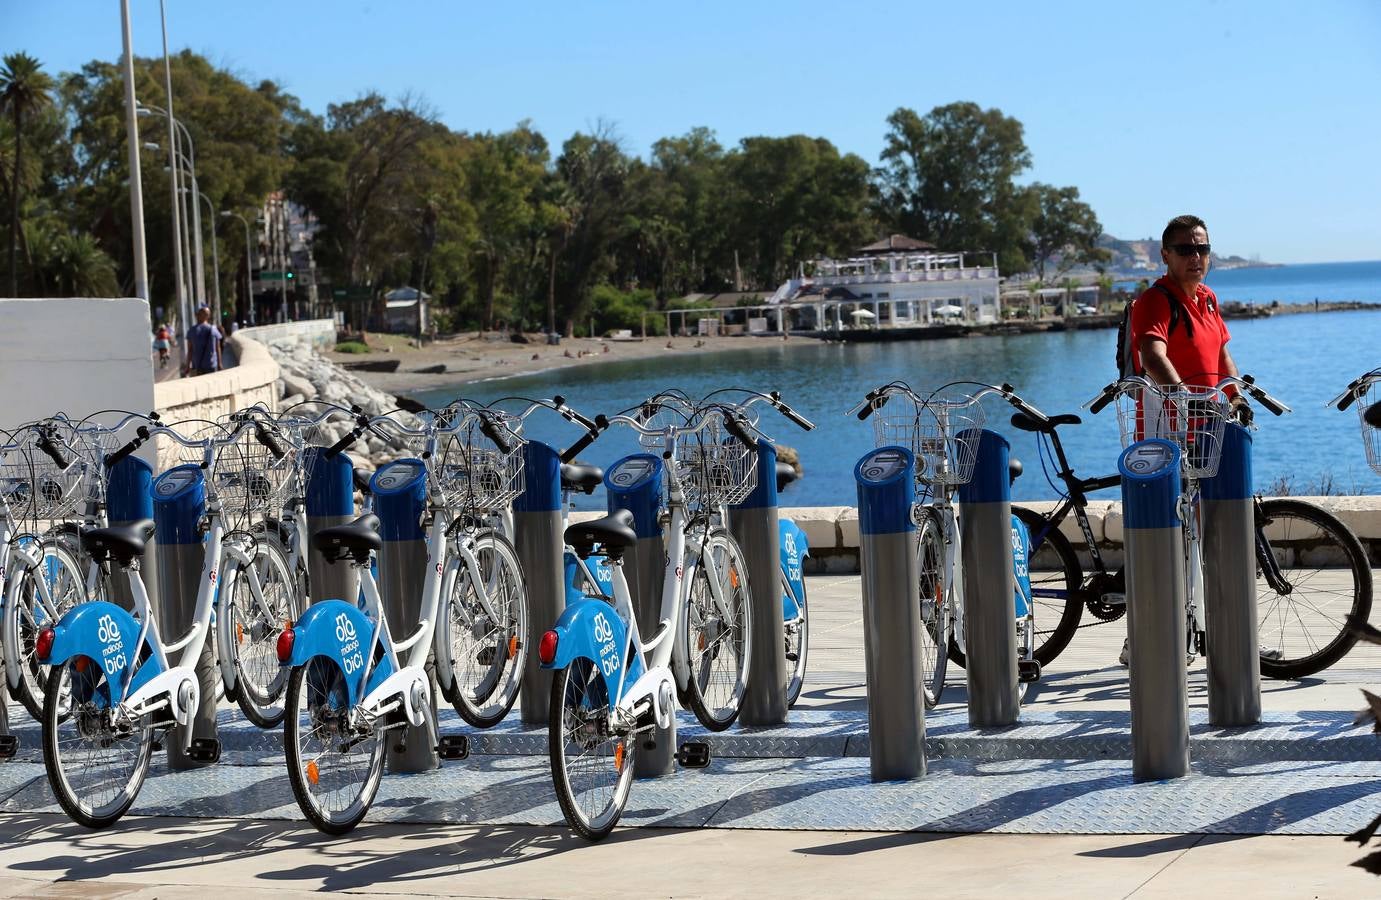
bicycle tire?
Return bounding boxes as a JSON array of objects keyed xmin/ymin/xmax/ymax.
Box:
[
  {"xmin": 916, "ymin": 510, "xmax": 950, "ymax": 708},
  {"xmin": 784, "ymin": 567, "xmax": 808, "ymax": 709},
  {"xmin": 227, "ymin": 535, "xmax": 301, "ymax": 728},
  {"xmin": 7, "ymin": 538, "xmax": 86, "ymax": 719},
  {"xmin": 441, "ymin": 528, "xmax": 528, "ymax": 728},
  {"xmin": 681, "ymin": 528, "xmax": 752, "ymax": 731},
  {"xmin": 1255, "ymin": 498, "xmax": 1372, "ymax": 679},
  {"xmin": 549, "ymin": 656, "xmax": 635, "ymax": 841},
  {"xmin": 284, "ymin": 659, "xmax": 385, "ymax": 835},
  {"xmin": 42, "ymin": 660, "xmax": 153, "ymax": 829}
]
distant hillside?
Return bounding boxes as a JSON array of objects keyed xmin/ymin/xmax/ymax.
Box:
[{"xmin": 1097, "ymin": 234, "xmax": 1276, "ymax": 272}]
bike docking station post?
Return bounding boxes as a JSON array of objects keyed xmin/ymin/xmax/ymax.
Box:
[
  {"xmin": 730, "ymin": 439, "xmax": 788, "ymax": 725},
  {"xmin": 305, "ymin": 447, "xmax": 359, "ymax": 606},
  {"xmin": 1119, "ymin": 439, "xmax": 1190, "ymax": 781},
  {"xmin": 1200, "ymin": 423, "xmax": 1260, "ymax": 726},
  {"xmin": 957, "ymin": 429, "xmax": 1021, "ymax": 727},
  {"xmin": 604, "ymin": 454, "xmax": 674, "ymax": 777},
  {"xmin": 514, "ymin": 441, "xmax": 563, "ymax": 725},
  {"xmin": 371, "ymin": 459, "xmax": 439, "ymax": 773},
  {"xmin": 152, "ymin": 465, "xmax": 217, "ymax": 769},
  {"xmin": 855, "ymin": 446, "xmax": 925, "ymax": 781},
  {"xmin": 106, "ymin": 453, "xmax": 159, "ymax": 613}
]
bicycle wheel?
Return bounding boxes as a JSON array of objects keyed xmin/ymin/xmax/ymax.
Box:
[
  {"xmin": 227, "ymin": 536, "xmax": 301, "ymax": 728},
  {"xmin": 915, "ymin": 510, "xmax": 950, "ymax": 708},
  {"xmin": 784, "ymin": 569, "xmax": 809, "ymax": 709},
  {"xmin": 284, "ymin": 659, "xmax": 385, "ymax": 835},
  {"xmin": 443, "ymin": 528, "xmax": 527, "ymax": 728},
  {"xmin": 1255, "ymin": 498, "xmax": 1372, "ymax": 679},
  {"xmin": 42, "ymin": 660, "xmax": 153, "ymax": 829},
  {"xmin": 681, "ymin": 528, "xmax": 751, "ymax": 731},
  {"xmin": 549, "ymin": 656, "xmax": 635, "ymax": 841},
  {"xmin": 8, "ymin": 538, "xmax": 86, "ymax": 718}
]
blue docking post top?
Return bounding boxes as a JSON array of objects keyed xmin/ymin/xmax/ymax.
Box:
[
  {"xmin": 1200, "ymin": 422, "xmax": 1260, "ymax": 727},
  {"xmin": 731, "ymin": 439, "xmax": 788, "ymax": 726},
  {"xmin": 957, "ymin": 428, "xmax": 1019, "ymax": 728},
  {"xmin": 151, "ymin": 464, "xmax": 216, "ymax": 769},
  {"xmin": 1119, "ymin": 439, "xmax": 1190, "ymax": 781},
  {"xmin": 514, "ymin": 440, "xmax": 564, "ymax": 724},
  {"xmin": 370, "ymin": 458, "xmax": 437, "ymax": 773},
  {"xmin": 107, "ymin": 454, "xmax": 159, "ymax": 612},
  {"xmin": 854, "ymin": 446, "xmax": 925, "ymax": 781},
  {"xmin": 604, "ymin": 453, "xmax": 674, "ymax": 778},
  {"xmin": 305, "ymin": 447, "xmax": 359, "ymax": 606}
]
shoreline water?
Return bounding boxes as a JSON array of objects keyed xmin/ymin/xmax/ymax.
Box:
[{"xmin": 341, "ymin": 300, "xmax": 1379, "ymax": 400}]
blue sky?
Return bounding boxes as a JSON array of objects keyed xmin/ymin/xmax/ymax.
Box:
[{"xmin": 6, "ymin": 0, "xmax": 1380, "ymax": 264}]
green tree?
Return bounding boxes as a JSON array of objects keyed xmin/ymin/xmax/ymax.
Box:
[
  {"xmin": 1026, "ymin": 182, "xmax": 1108, "ymax": 281},
  {"xmin": 875, "ymin": 102, "xmax": 1031, "ymax": 263},
  {"xmin": 553, "ymin": 127, "xmax": 630, "ymax": 335},
  {"xmin": 1, "ymin": 52, "xmax": 56, "ymax": 295},
  {"xmin": 465, "ymin": 125, "xmax": 547, "ymax": 331},
  {"xmin": 36, "ymin": 229, "xmax": 119, "ymax": 296}
]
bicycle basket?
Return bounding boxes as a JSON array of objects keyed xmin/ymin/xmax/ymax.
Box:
[
  {"xmin": 0, "ymin": 427, "xmax": 88, "ymax": 521},
  {"xmin": 1348, "ymin": 378, "xmax": 1381, "ymax": 475},
  {"xmin": 208, "ymin": 422, "xmax": 297, "ymax": 517},
  {"xmin": 871, "ymin": 393, "xmax": 985, "ymax": 487},
  {"xmin": 432, "ymin": 420, "xmax": 525, "ymax": 512},
  {"xmin": 673, "ymin": 418, "xmax": 758, "ymax": 507},
  {"xmin": 1114, "ymin": 384, "xmax": 1229, "ymax": 479}
]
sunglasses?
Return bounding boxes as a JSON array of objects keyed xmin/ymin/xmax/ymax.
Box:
[{"xmin": 1169, "ymin": 242, "xmax": 1212, "ymax": 257}]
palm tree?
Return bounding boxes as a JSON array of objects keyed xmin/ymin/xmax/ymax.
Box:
[
  {"xmin": 41, "ymin": 232, "xmax": 120, "ymax": 297},
  {"xmin": 0, "ymin": 52, "xmax": 55, "ymax": 296}
]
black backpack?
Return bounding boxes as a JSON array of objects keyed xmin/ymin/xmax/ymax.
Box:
[{"xmin": 1116, "ymin": 283, "xmax": 1213, "ymax": 377}]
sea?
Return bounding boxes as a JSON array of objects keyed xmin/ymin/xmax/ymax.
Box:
[{"xmin": 416, "ymin": 260, "xmax": 1381, "ymax": 508}]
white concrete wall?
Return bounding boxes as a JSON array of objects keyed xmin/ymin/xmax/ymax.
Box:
[
  {"xmin": 238, "ymin": 319, "xmax": 335, "ymax": 351},
  {"xmin": 153, "ymin": 333, "xmax": 279, "ymax": 470},
  {"xmin": 0, "ymin": 298, "xmax": 155, "ymax": 429}
]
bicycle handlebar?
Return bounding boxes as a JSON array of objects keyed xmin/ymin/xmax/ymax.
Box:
[
  {"xmin": 104, "ymin": 425, "xmax": 152, "ymax": 469},
  {"xmin": 1085, "ymin": 375, "xmax": 1290, "ymax": 419},
  {"xmin": 35, "ymin": 427, "xmax": 70, "ymax": 469},
  {"xmin": 560, "ymin": 414, "xmax": 608, "ymax": 463},
  {"xmin": 1331, "ymin": 369, "xmax": 1381, "ymax": 411}
]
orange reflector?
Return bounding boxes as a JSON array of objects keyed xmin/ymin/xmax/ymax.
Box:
[
  {"xmin": 74, "ymin": 656, "xmax": 89, "ymax": 673},
  {"xmin": 614, "ymin": 743, "xmax": 625, "ymax": 772},
  {"xmin": 508, "ymin": 635, "xmax": 519, "ymax": 660},
  {"xmin": 235, "ymin": 622, "xmax": 244, "ymax": 645},
  {"xmin": 729, "ymin": 567, "xmax": 739, "ymax": 589},
  {"xmin": 306, "ymin": 761, "xmax": 319, "ymax": 785},
  {"xmin": 698, "ymin": 634, "xmax": 706, "ymax": 651}
]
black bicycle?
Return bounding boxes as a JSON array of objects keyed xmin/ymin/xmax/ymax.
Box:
[{"xmin": 1009, "ymin": 398, "xmax": 1372, "ymax": 679}]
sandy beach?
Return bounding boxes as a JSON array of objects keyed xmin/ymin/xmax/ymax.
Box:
[{"xmin": 330, "ymin": 331, "xmax": 781, "ymax": 398}]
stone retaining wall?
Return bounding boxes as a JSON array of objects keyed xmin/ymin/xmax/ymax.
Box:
[
  {"xmin": 775, "ymin": 499, "xmax": 1381, "ymax": 573},
  {"xmin": 238, "ymin": 319, "xmax": 336, "ymax": 351}
]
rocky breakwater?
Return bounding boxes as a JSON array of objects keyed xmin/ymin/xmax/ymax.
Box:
[{"xmin": 262, "ymin": 333, "xmax": 421, "ymax": 472}]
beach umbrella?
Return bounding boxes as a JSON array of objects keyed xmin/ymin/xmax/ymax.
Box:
[
  {"xmin": 934, "ymin": 304, "xmax": 963, "ymax": 317},
  {"xmin": 850, "ymin": 308, "xmax": 877, "ymax": 320}
]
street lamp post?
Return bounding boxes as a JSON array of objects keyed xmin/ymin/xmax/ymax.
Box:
[
  {"xmin": 140, "ymin": 105, "xmax": 206, "ymax": 328},
  {"xmin": 221, "ymin": 211, "xmax": 254, "ymax": 326},
  {"xmin": 118, "ymin": 0, "xmax": 148, "ymax": 301},
  {"xmin": 156, "ymin": 0, "xmax": 188, "ymax": 338},
  {"xmin": 199, "ymin": 191, "xmax": 221, "ymax": 324}
]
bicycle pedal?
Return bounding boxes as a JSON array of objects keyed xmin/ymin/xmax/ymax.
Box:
[
  {"xmin": 676, "ymin": 741, "xmax": 711, "ymax": 769},
  {"xmin": 0, "ymin": 735, "xmax": 18, "ymax": 759},
  {"xmin": 186, "ymin": 737, "xmax": 221, "ymax": 764},
  {"xmin": 1017, "ymin": 659, "xmax": 1043, "ymax": 684},
  {"xmin": 436, "ymin": 735, "xmax": 469, "ymax": 761}
]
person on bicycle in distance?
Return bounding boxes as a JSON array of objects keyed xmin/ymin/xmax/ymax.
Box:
[{"xmin": 1119, "ymin": 213, "xmax": 1251, "ymax": 665}]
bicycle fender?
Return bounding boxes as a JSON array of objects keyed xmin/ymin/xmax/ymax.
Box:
[
  {"xmin": 45, "ymin": 601, "xmax": 164, "ymax": 705},
  {"xmin": 541, "ymin": 598, "xmax": 645, "ymax": 684},
  {"xmin": 1011, "ymin": 514, "xmax": 1033, "ymax": 618},
  {"xmin": 563, "ymin": 550, "xmax": 616, "ymax": 604},
  {"xmin": 286, "ymin": 599, "xmax": 395, "ymax": 706},
  {"xmin": 779, "ymin": 519, "xmax": 809, "ymax": 619}
]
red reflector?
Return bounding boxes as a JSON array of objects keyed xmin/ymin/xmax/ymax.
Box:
[
  {"xmin": 35, "ymin": 627, "xmax": 56, "ymax": 662},
  {"xmin": 538, "ymin": 630, "xmax": 559, "ymax": 665},
  {"xmin": 276, "ymin": 629, "xmax": 295, "ymax": 663}
]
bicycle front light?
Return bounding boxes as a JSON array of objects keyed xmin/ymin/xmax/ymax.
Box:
[
  {"xmin": 538, "ymin": 630, "xmax": 559, "ymax": 665},
  {"xmin": 35, "ymin": 627, "xmax": 55, "ymax": 662},
  {"xmin": 276, "ymin": 629, "xmax": 295, "ymax": 663}
]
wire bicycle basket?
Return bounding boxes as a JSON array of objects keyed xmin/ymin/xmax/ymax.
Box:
[
  {"xmin": 673, "ymin": 417, "xmax": 758, "ymax": 508},
  {"xmin": 431, "ymin": 419, "xmax": 525, "ymax": 513},
  {"xmin": 1113, "ymin": 384, "xmax": 1229, "ymax": 480},
  {"xmin": 0, "ymin": 424, "xmax": 91, "ymax": 523},
  {"xmin": 871, "ymin": 392, "xmax": 985, "ymax": 487},
  {"xmin": 1346, "ymin": 376, "xmax": 1381, "ymax": 475}
]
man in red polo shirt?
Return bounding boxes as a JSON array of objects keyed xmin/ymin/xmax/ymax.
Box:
[{"xmin": 1119, "ymin": 214, "xmax": 1250, "ymax": 666}]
